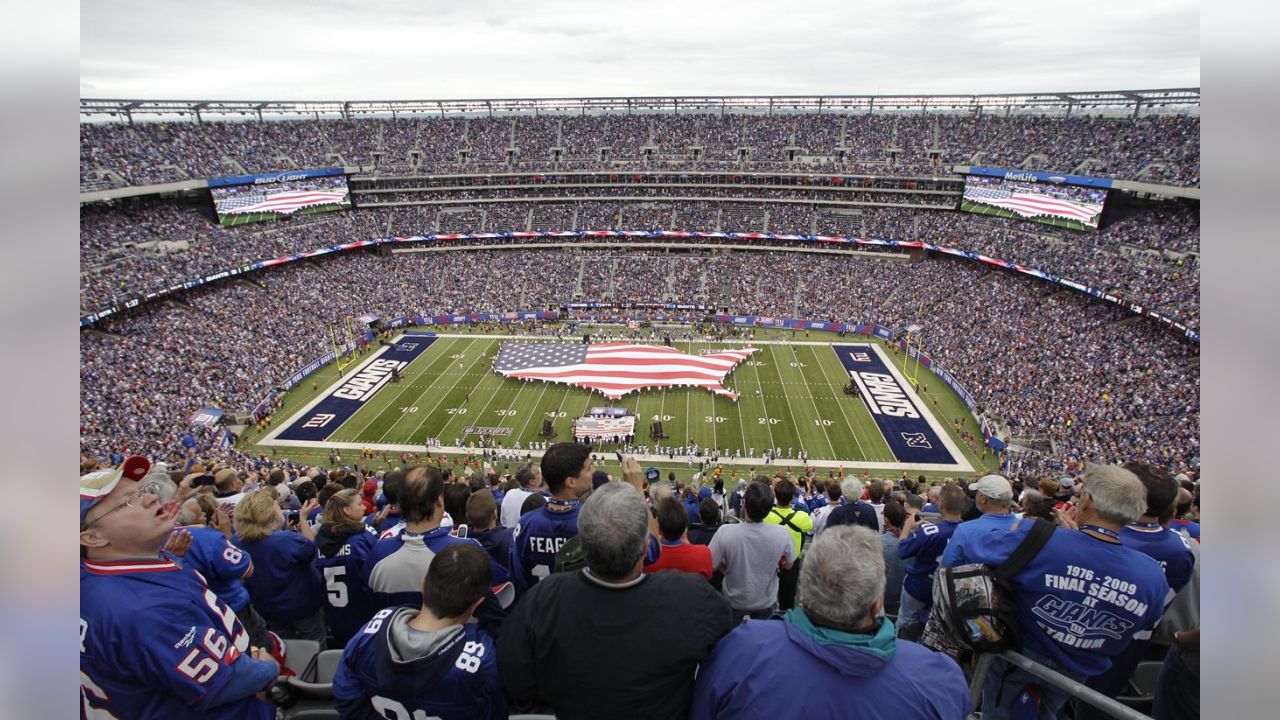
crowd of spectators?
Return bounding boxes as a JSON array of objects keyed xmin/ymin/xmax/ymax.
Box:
[
  {"xmin": 80, "ymin": 246, "xmax": 1199, "ymax": 479},
  {"xmin": 81, "ymin": 112, "xmax": 1200, "ymax": 190},
  {"xmin": 81, "ymin": 196, "xmax": 1201, "ymax": 329},
  {"xmin": 80, "ymin": 447, "xmax": 1198, "ymax": 718}
]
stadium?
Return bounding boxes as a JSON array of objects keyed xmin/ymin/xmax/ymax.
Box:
[{"xmin": 80, "ymin": 88, "xmax": 1201, "ymax": 719}]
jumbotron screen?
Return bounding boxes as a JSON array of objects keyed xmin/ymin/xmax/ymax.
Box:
[
  {"xmin": 961, "ymin": 175, "xmax": 1106, "ymax": 231},
  {"xmin": 210, "ymin": 175, "xmax": 351, "ymax": 227}
]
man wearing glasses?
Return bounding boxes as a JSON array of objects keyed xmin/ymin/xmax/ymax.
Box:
[{"xmin": 80, "ymin": 456, "xmax": 280, "ymax": 719}]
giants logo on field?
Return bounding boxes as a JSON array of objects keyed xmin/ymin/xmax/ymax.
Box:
[
  {"xmin": 851, "ymin": 372, "xmax": 919, "ymax": 418},
  {"xmin": 333, "ymin": 359, "xmax": 407, "ymax": 402}
]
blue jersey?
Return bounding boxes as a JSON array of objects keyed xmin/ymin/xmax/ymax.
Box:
[
  {"xmin": 365, "ymin": 509, "xmax": 403, "ymax": 535},
  {"xmin": 236, "ymin": 531, "xmax": 324, "ymax": 621},
  {"xmin": 472, "ymin": 526, "xmax": 515, "ymax": 577},
  {"xmin": 1120, "ymin": 524, "xmax": 1195, "ymax": 593},
  {"xmin": 897, "ymin": 520, "xmax": 959, "ymax": 602},
  {"xmin": 510, "ymin": 504, "xmax": 581, "ymax": 593},
  {"xmin": 333, "ymin": 607, "xmax": 506, "ymax": 720},
  {"xmin": 315, "ymin": 525, "xmax": 380, "ymax": 646},
  {"xmin": 80, "ymin": 557, "xmax": 275, "ymax": 720},
  {"xmin": 965, "ymin": 523, "xmax": 1171, "ymax": 677},
  {"xmin": 180, "ymin": 526, "xmax": 252, "ymax": 611},
  {"xmin": 939, "ymin": 512, "xmax": 1019, "ymax": 567}
]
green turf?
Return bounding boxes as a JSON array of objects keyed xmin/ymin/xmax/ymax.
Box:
[{"xmin": 245, "ymin": 327, "xmax": 1000, "ymax": 479}]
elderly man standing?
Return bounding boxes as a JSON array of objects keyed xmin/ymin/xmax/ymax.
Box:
[
  {"xmin": 80, "ymin": 457, "xmax": 279, "ymax": 719},
  {"xmin": 498, "ymin": 482, "xmax": 734, "ymax": 720},
  {"xmin": 690, "ymin": 525, "xmax": 970, "ymax": 719},
  {"xmin": 963, "ymin": 464, "xmax": 1171, "ymax": 720}
]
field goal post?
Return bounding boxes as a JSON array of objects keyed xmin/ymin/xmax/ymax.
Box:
[
  {"xmin": 331, "ymin": 315, "xmax": 358, "ymax": 373},
  {"xmin": 901, "ymin": 324, "xmax": 923, "ymax": 388}
]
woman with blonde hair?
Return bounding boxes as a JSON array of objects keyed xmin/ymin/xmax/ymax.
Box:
[
  {"xmin": 234, "ymin": 489, "xmax": 328, "ymax": 648},
  {"xmin": 314, "ymin": 489, "xmax": 379, "ymax": 645}
]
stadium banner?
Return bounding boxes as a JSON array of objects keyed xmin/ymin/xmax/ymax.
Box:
[
  {"xmin": 206, "ymin": 167, "xmax": 345, "ymax": 189},
  {"xmin": 588, "ymin": 407, "xmax": 629, "ymax": 417},
  {"xmin": 190, "ymin": 407, "xmax": 222, "ymax": 427},
  {"xmin": 275, "ymin": 336, "xmax": 438, "ymax": 442},
  {"xmin": 964, "ymin": 166, "xmax": 1114, "ymax": 190},
  {"xmin": 832, "ymin": 344, "xmax": 957, "ymax": 464}
]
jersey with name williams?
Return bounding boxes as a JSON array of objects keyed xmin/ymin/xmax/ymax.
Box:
[
  {"xmin": 80, "ymin": 557, "xmax": 273, "ymax": 720},
  {"xmin": 315, "ymin": 525, "xmax": 380, "ymax": 645},
  {"xmin": 333, "ymin": 607, "xmax": 506, "ymax": 720},
  {"xmin": 965, "ymin": 523, "xmax": 1171, "ymax": 677},
  {"xmin": 1120, "ymin": 524, "xmax": 1196, "ymax": 593},
  {"xmin": 510, "ymin": 504, "xmax": 581, "ymax": 593}
]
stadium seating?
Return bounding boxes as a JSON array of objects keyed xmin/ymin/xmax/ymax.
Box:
[{"xmin": 80, "ymin": 113, "xmax": 1200, "ymax": 191}]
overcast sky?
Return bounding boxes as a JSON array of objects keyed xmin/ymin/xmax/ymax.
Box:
[{"xmin": 80, "ymin": 0, "xmax": 1199, "ymax": 100}]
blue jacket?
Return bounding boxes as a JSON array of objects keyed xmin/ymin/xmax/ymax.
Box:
[{"xmin": 691, "ymin": 611, "xmax": 970, "ymax": 719}]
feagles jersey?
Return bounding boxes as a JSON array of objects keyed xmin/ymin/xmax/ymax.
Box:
[
  {"xmin": 80, "ymin": 557, "xmax": 274, "ymax": 720},
  {"xmin": 897, "ymin": 520, "xmax": 959, "ymax": 602},
  {"xmin": 180, "ymin": 526, "xmax": 252, "ymax": 611},
  {"xmin": 965, "ymin": 523, "xmax": 1172, "ymax": 677},
  {"xmin": 1120, "ymin": 524, "xmax": 1196, "ymax": 593},
  {"xmin": 315, "ymin": 527, "xmax": 379, "ymax": 645},
  {"xmin": 236, "ymin": 532, "xmax": 325, "ymax": 621},
  {"xmin": 510, "ymin": 504, "xmax": 581, "ymax": 593},
  {"xmin": 363, "ymin": 526, "xmax": 509, "ymax": 611},
  {"xmin": 333, "ymin": 607, "xmax": 506, "ymax": 720}
]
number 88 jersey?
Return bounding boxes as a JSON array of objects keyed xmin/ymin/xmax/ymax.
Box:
[{"xmin": 333, "ymin": 607, "xmax": 507, "ymax": 720}]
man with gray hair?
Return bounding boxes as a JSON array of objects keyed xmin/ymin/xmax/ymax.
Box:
[
  {"xmin": 498, "ymin": 482, "xmax": 734, "ymax": 720},
  {"xmin": 823, "ymin": 476, "xmax": 879, "ymax": 531},
  {"xmin": 690, "ymin": 525, "xmax": 970, "ymax": 719},
  {"xmin": 961, "ymin": 463, "xmax": 1171, "ymax": 720}
]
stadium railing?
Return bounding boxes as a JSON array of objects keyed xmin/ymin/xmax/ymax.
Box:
[{"xmin": 968, "ymin": 650, "xmax": 1154, "ymax": 720}]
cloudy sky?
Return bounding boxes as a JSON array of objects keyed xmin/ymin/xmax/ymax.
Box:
[{"xmin": 80, "ymin": 0, "xmax": 1199, "ymax": 100}]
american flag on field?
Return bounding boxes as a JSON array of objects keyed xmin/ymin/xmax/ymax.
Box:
[
  {"xmin": 219, "ymin": 189, "xmax": 349, "ymax": 216},
  {"xmin": 493, "ymin": 342, "xmax": 756, "ymax": 400},
  {"xmin": 964, "ymin": 186, "xmax": 1102, "ymax": 224}
]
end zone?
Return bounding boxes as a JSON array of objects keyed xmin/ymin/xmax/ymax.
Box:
[
  {"xmin": 832, "ymin": 343, "xmax": 973, "ymax": 472},
  {"xmin": 261, "ymin": 334, "xmax": 437, "ymax": 445}
]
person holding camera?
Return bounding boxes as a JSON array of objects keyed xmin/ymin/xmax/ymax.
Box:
[{"xmin": 233, "ymin": 489, "xmax": 328, "ymax": 648}]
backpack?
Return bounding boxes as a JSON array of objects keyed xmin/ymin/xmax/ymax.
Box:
[
  {"xmin": 920, "ymin": 518, "xmax": 1055, "ymax": 655},
  {"xmin": 553, "ymin": 535, "xmax": 587, "ymax": 574}
]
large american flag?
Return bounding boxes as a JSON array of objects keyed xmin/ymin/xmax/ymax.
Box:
[
  {"xmin": 493, "ymin": 342, "xmax": 756, "ymax": 400},
  {"xmin": 964, "ymin": 186, "xmax": 1102, "ymax": 224},
  {"xmin": 219, "ymin": 189, "xmax": 349, "ymax": 216}
]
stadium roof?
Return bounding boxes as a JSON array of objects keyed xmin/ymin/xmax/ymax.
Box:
[{"xmin": 81, "ymin": 89, "xmax": 1199, "ymax": 122}]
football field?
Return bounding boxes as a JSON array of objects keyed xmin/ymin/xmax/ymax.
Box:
[{"xmin": 258, "ymin": 331, "xmax": 980, "ymax": 473}]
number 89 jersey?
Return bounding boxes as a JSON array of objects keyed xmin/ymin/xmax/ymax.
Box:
[
  {"xmin": 80, "ymin": 556, "xmax": 274, "ymax": 719},
  {"xmin": 333, "ymin": 607, "xmax": 507, "ymax": 720}
]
